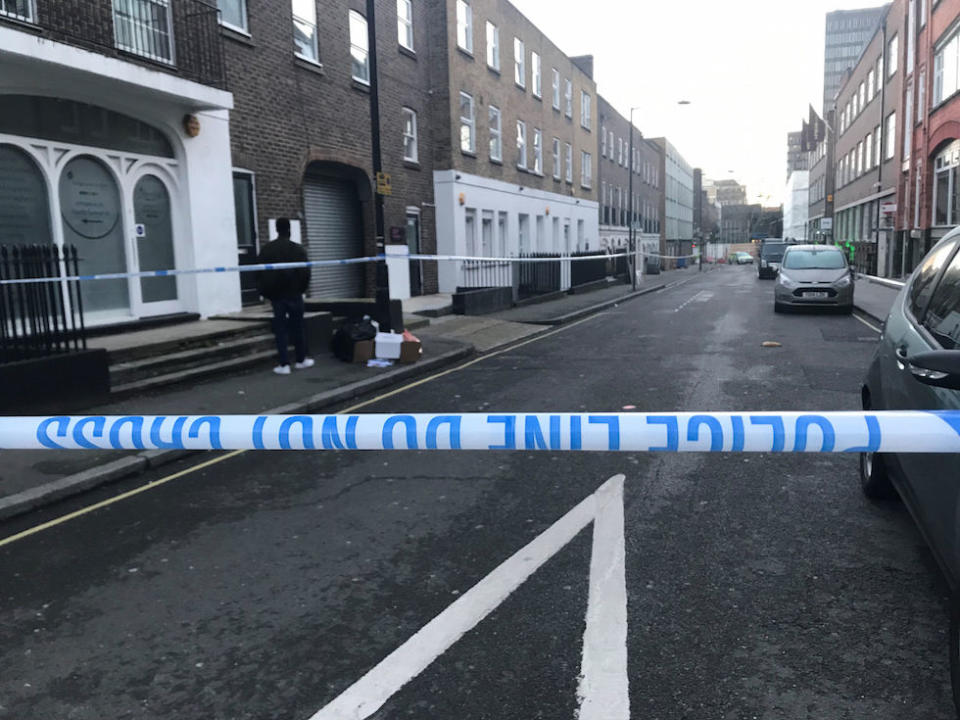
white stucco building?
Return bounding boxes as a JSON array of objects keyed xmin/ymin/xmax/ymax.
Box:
[
  {"xmin": 784, "ymin": 171, "xmax": 810, "ymax": 242},
  {"xmin": 0, "ymin": 13, "xmax": 238, "ymax": 327}
]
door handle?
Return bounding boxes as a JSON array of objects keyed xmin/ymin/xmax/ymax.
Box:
[{"xmin": 895, "ymin": 346, "xmax": 909, "ymax": 370}]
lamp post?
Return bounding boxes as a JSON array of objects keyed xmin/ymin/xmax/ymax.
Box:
[{"xmin": 366, "ymin": 0, "xmax": 391, "ymax": 330}]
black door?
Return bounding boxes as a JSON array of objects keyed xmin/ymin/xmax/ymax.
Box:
[{"xmin": 233, "ymin": 172, "xmax": 259, "ymax": 305}]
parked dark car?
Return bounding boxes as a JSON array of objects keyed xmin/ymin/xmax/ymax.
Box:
[
  {"xmin": 774, "ymin": 245, "xmax": 854, "ymax": 313},
  {"xmin": 758, "ymin": 240, "xmax": 788, "ymax": 279},
  {"xmin": 859, "ymin": 229, "xmax": 960, "ymax": 714}
]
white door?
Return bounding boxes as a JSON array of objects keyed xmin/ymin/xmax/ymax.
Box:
[{"xmin": 132, "ymin": 174, "xmax": 183, "ymax": 317}]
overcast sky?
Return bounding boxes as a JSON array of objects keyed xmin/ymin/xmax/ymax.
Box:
[{"xmin": 510, "ymin": 0, "xmax": 885, "ymax": 206}]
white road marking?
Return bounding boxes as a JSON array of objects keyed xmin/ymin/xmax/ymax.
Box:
[
  {"xmin": 309, "ymin": 475, "xmax": 629, "ymax": 720},
  {"xmin": 674, "ymin": 290, "xmax": 711, "ymax": 312},
  {"xmin": 852, "ymin": 313, "xmax": 881, "ymax": 334},
  {"xmin": 578, "ymin": 476, "xmax": 629, "ymax": 720}
]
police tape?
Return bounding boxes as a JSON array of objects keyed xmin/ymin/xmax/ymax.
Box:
[
  {"xmin": 0, "ymin": 251, "xmax": 701, "ymax": 285},
  {"xmin": 3, "ymin": 412, "xmax": 959, "ymax": 453}
]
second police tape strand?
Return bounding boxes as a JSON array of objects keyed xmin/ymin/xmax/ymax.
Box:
[
  {"xmin": 0, "ymin": 251, "xmax": 701, "ymax": 286},
  {"xmin": 3, "ymin": 412, "xmax": 959, "ymax": 453}
]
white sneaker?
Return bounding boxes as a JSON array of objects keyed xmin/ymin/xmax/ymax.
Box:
[
  {"xmin": 273, "ymin": 365, "xmax": 291, "ymax": 375},
  {"xmin": 294, "ymin": 358, "xmax": 315, "ymax": 369}
]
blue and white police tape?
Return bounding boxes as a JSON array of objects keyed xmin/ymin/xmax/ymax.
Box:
[
  {"xmin": 0, "ymin": 250, "xmax": 699, "ymax": 286},
  {"xmin": 3, "ymin": 412, "xmax": 959, "ymax": 453}
]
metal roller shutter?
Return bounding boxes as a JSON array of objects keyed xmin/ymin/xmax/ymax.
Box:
[{"xmin": 303, "ymin": 175, "xmax": 365, "ymax": 298}]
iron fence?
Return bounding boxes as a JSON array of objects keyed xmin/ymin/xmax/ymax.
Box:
[
  {"xmin": 570, "ymin": 251, "xmax": 611, "ymax": 287},
  {"xmin": 0, "ymin": 245, "xmax": 87, "ymax": 365},
  {"xmin": 458, "ymin": 259, "xmax": 512, "ymax": 290},
  {"xmin": 517, "ymin": 253, "xmax": 562, "ymax": 299}
]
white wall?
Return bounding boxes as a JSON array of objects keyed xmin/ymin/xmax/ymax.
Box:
[{"xmin": 434, "ymin": 170, "xmax": 600, "ymax": 293}]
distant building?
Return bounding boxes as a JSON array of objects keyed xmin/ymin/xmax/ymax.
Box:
[
  {"xmin": 787, "ymin": 131, "xmax": 809, "ymax": 178},
  {"xmin": 784, "ymin": 171, "xmax": 810, "ymax": 241},
  {"xmin": 823, "ymin": 6, "xmax": 888, "ymax": 112},
  {"xmin": 652, "ymin": 138, "xmax": 694, "ymax": 259},
  {"xmin": 719, "ymin": 204, "xmax": 762, "ymax": 244},
  {"xmin": 807, "ymin": 108, "xmax": 836, "ymax": 244},
  {"xmin": 713, "ymin": 179, "xmax": 747, "ymax": 206}
]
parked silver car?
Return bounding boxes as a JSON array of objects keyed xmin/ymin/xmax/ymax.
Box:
[
  {"xmin": 859, "ymin": 229, "xmax": 960, "ymax": 714},
  {"xmin": 774, "ymin": 245, "xmax": 854, "ymax": 313}
]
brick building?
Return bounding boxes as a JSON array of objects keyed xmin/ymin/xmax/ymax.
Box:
[
  {"xmin": 221, "ymin": 0, "xmax": 439, "ymax": 301},
  {"xmin": 833, "ymin": 0, "xmax": 905, "ymax": 276},
  {"xmin": 0, "ymin": 0, "xmax": 238, "ymax": 324},
  {"xmin": 597, "ymin": 96, "xmax": 662, "ymax": 258},
  {"xmin": 900, "ymin": 0, "xmax": 960, "ymax": 275},
  {"xmin": 807, "ymin": 109, "xmax": 836, "ymax": 243},
  {"xmin": 427, "ymin": 0, "xmax": 599, "ymax": 292}
]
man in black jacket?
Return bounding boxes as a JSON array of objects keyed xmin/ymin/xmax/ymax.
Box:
[{"xmin": 256, "ymin": 218, "xmax": 313, "ymax": 375}]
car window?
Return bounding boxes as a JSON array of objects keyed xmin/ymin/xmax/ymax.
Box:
[
  {"xmin": 908, "ymin": 240, "xmax": 958, "ymax": 320},
  {"xmin": 922, "ymin": 247, "xmax": 960, "ymax": 350},
  {"xmin": 782, "ymin": 249, "xmax": 845, "ymax": 270},
  {"xmin": 761, "ymin": 244, "xmax": 787, "ymax": 260}
]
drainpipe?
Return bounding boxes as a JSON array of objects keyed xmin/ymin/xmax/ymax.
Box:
[{"xmin": 876, "ymin": 17, "xmax": 887, "ymax": 276}]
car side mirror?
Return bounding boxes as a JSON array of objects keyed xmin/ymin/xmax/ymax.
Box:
[{"xmin": 908, "ymin": 350, "xmax": 960, "ymax": 391}]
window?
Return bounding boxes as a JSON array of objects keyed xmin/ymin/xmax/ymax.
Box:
[
  {"xmin": 551, "ymin": 69, "xmax": 560, "ymax": 110},
  {"xmin": 608, "ymin": 130, "xmax": 614, "ymax": 160},
  {"xmin": 601, "ymin": 126, "xmax": 607, "ymax": 157},
  {"xmin": 402, "ymin": 108, "xmax": 418, "ymax": 162},
  {"xmin": 867, "ymin": 69, "xmax": 875, "ymax": 101},
  {"xmin": 514, "ymin": 38, "xmax": 525, "ymax": 87},
  {"xmin": 857, "ymin": 141, "xmax": 864, "ymax": 175},
  {"xmin": 581, "ymin": 151, "xmax": 592, "ymax": 188},
  {"xmin": 456, "ymin": 0, "xmax": 472, "ymax": 53},
  {"xmin": 909, "ymin": 237, "xmax": 957, "ymax": 316},
  {"xmin": 532, "ymin": 52, "xmax": 541, "ymax": 98},
  {"xmin": 565, "ymin": 79, "xmax": 573, "ymax": 118},
  {"xmin": 516, "ymin": 120, "xmax": 527, "ymax": 169},
  {"xmin": 865, "ymin": 131, "xmax": 872, "ymax": 168},
  {"xmin": 459, "ymin": 92, "xmax": 475, "ymax": 153},
  {"xmin": 933, "ymin": 140, "xmax": 960, "ymax": 226},
  {"xmin": 923, "ymin": 249, "xmax": 960, "ymax": 349},
  {"xmin": 918, "ymin": 69, "xmax": 926, "ymax": 123},
  {"xmin": 617, "ymin": 137, "xmax": 623, "ymax": 165},
  {"xmin": 858, "ymin": 82, "xmax": 865, "ymax": 111},
  {"xmin": 564, "ymin": 142, "xmax": 573, "ymax": 182},
  {"xmin": 904, "ymin": 84, "xmax": 913, "ymax": 159},
  {"xmin": 888, "ymin": 34, "xmax": 899, "ymax": 77},
  {"xmin": 552, "ymin": 138, "xmax": 561, "ymax": 180},
  {"xmin": 218, "ymin": 0, "xmax": 247, "ymax": 32},
  {"xmin": 488, "ymin": 106, "xmax": 502, "ymax": 161},
  {"xmin": 935, "ymin": 29, "xmax": 960, "ymax": 106},
  {"xmin": 532, "ymin": 128, "xmax": 543, "ymax": 174},
  {"xmin": 580, "ymin": 91, "xmax": 591, "ymax": 130},
  {"xmin": 486, "ymin": 22, "xmax": 499, "ymax": 70},
  {"xmin": 874, "ymin": 125, "xmax": 881, "ymax": 167},
  {"xmin": 885, "ymin": 112, "xmax": 896, "ymax": 160},
  {"xmin": 292, "ymin": 0, "xmax": 318, "ymax": 62},
  {"xmin": 876, "ymin": 56, "xmax": 883, "ymax": 93},
  {"xmin": 349, "ymin": 11, "xmax": 370, "ymax": 83},
  {"xmin": 920, "ymin": 0, "xmax": 926, "ymax": 28},
  {"xmin": 0, "ymin": 0, "xmax": 35, "ymax": 22},
  {"xmin": 397, "ymin": 0, "xmax": 414, "ymax": 51},
  {"xmin": 114, "ymin": 0, "xmax": 174, "ymax": 64},
  {"xmin": 907, "ymin": 0, "xmax": 916, "ymax": 75}
]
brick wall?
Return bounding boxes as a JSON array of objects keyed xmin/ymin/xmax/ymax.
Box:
[{"xmin": 223, "ymin": 0, "xmax": 438, "ymax": 295}]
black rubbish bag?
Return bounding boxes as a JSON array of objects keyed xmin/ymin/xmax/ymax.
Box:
[{"xmin": 331, "ymin": 317, "xmax": 377, "ymax": 362}]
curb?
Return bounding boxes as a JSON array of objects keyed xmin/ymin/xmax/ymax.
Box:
[
  {"xmin": 0, "ymin": 344, "xmax": 474, "ymax": 521},
  {"xmin": 532, "ymin": 282, "xmax": 668, "ymax": 326}
]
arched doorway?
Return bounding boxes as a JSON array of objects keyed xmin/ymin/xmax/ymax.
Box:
[
  {"xmin": 133, "ymin": 174, "xmax": 177, "ymax": 307},
  {"xmin": 59, "ymin": 155, "xmax": 128, "ymax": 316},
  {"xmin": 303, "ymin": 164, "xmax": 366, "ymax": 298}
]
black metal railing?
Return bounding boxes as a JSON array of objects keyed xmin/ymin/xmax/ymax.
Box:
[
  {"xmin": 570, "ymin": 251, "xmax": 610, "ymax": 287},
  {"xmin": 459, "ymin": 259, "xmax": 511, "ymax": 289},
  {"xmin": 0, "ymin": 245, "xmax": 87, "ymax": 365},
  {"xmin": 517, "ymin": 253, "xmax": 562, "ymax": 299}
]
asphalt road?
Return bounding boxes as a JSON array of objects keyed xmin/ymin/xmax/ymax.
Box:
[{"xmin": 1, "ymin": 264, "xmax": 955, "ymax": 720}]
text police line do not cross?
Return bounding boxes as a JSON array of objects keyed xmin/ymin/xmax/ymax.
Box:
[{"xmin": 3, "ymin": 412, "xmax": 960, "ymax": 453}]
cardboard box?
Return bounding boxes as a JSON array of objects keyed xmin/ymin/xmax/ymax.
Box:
[
  {"xmin": 352, "ymin": 340, "xmax": 374, "ymax": 363},
  {"xmin": 375, "ymin": 332, "xmax": 403, "ymax": 359},
  {"xmin": 399, "ymin": 339, "xmax": 422, "ymax": 363}
]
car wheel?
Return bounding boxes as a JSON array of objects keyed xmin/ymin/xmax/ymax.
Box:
[{"xmin": 859, "ymin": 451, "xmax": 897, "ymax": 500}]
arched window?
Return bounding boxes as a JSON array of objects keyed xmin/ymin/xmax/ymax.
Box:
[
  {"xmin": 0, "ymin": 96, "xmax": 174, "ymax": 158},
  {"xmin": 0, "ymin": 144, "xmax": 52, "ymax": 249}
]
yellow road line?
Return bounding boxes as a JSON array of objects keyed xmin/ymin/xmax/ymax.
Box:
[{"xmin": 0, "ymin": 312, "xmax": 603, "ymax": 548}]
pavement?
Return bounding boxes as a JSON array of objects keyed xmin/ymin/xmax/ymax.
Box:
[
  {"xmin": 0, "ymin": 274, "xmax": 677, "ymax": 519},
  {"xmin": 2, "ymin": 263, "xmax": 954, "ymax": 719}
]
